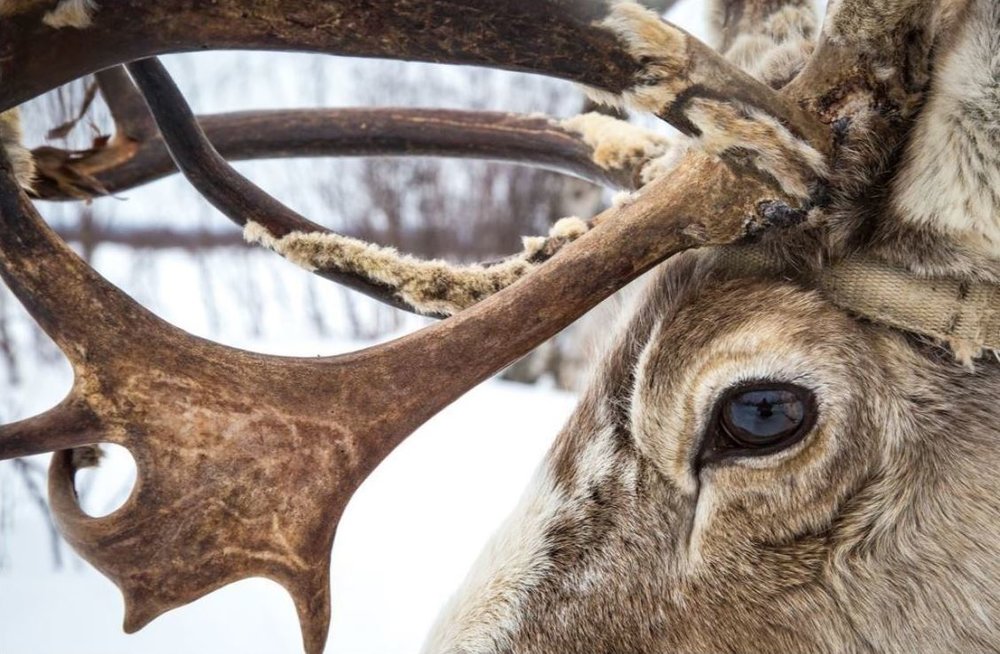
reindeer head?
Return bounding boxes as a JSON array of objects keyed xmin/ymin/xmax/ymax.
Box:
[
  {"xmin": 426, "ymin": 252, "xmax": 1000, "ymax": 652},
  {"xmin": 1, "ymin": 0, "xmax": 998, "ymax": 652},
  {"xmin": 427, "ymin": 1, "xmax": 1000, "ymax": 650}
]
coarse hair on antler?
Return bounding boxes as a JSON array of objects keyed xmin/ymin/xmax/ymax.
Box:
[{"xmin": 1, "ymin": 0, "xmax": 999, "ymax": 652}]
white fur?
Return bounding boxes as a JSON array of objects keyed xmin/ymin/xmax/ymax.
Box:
[
  {"xmin": 42, "ymin": 0, "xmax": 97, "ymax": 28},
  {"xmin": 585, "ymin": 1, "xmax": 689, "ymax": 114},
  {"xmin": 685, "ymin": 482, "xmax": 716, "ymax": 569},
  {"xmin": 893, "ymin": 0, "xmax": 1000, "ymax": 258},
  {"xmin": 421, "ymin": 464, "xmax": 565, "ymax": 653},
  {"xmin": 561, "ymin": 112, "xmax": 676, "ymax": 182}
]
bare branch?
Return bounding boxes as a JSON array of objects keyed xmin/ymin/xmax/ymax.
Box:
[
  {"xmin": 32, "ymin": 108, "xmax": 654, "ymax": 201},
  {"xmin": 53, "ymin": 225, "xmax": 247, "ymax": 251},
  {"xmin": 44, "ymin": 78, "xmax": 98, "ymax": 140},
  {"xmin": 12, "ymin": 458, "xmax": 65, "ymax": 569}
]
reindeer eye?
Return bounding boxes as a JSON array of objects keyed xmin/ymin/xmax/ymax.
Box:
[
  {"xmin": 722, "ymin": 386, "xmax": 810, "ymax": 445},
  {"xmin": 700, "ymin": 382, "xmax": 817, "ymax": 466}
]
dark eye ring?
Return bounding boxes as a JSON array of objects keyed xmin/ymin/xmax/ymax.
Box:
[{"xmin": 699, "ymin": 381, "xmax": 817, "ymax": 467}]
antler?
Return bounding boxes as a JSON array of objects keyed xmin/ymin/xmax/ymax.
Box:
[
  {"xmin": 34, "ymin": 75, "xmax": 674, "ymax": 200},
  {"xmin": 4, "ymin": 0, "xmax": 830, "ymax": 194},
  {"xmin": 0, "ymin": 97, "xmax": 798, "ymax": 654},
  {"xmin": 10, "ymin": 0, "xmax": 964, "ymax": 651}
]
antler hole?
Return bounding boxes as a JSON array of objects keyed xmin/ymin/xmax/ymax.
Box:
[{"xmin": 72, "ymin": 443, "xmax": 137, "ymax": 518}]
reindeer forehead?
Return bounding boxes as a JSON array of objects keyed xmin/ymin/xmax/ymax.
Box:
[{"xmin": 606, "ymin": 257, "xmax": 867, "ymax": 396}]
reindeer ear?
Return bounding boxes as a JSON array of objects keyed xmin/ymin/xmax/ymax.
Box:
[{"xmin": 890, "ymin": 0, "xmax": 1000, "ymax": 266}]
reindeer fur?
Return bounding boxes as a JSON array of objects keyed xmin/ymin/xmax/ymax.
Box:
[
  {"xmin": 244, "ymin": 218, "xmax": 590, "ymax": 317},
  {"xmin": 425, "ymin": 1, "xmax": 1000, "ymax": 651},
  {"xmin": 0, "ymin": 0, "xmax": 97, "ymax": 27},
  {"xmin": 426, "ymin": 248, "xmax": 1000, "ymax": 652}
]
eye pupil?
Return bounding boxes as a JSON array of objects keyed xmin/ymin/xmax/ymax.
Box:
[{"xmin": 721, "ymin": 386, "xmax": 811, "ymax": 448}]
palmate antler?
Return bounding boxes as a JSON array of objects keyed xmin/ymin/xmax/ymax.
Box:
[
  {"xmin": 0, "ymin": 0, "xmax": 954, "ymax": 651},
  {"xmin": 0, "ymin": 136, "xmax": 777, "ymax": 652}
]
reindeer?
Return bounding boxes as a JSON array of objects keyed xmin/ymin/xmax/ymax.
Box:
[{"xmin": 1, "ymin": 0, "xmax": 998, "ymax": 652}]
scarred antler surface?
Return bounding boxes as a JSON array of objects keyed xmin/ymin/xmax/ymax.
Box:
[{"xmin": 3, "ymin": 1, "xmax": 830, "ymax": 188}]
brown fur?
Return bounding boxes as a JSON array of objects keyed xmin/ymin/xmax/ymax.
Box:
[
  {"xmin": 244, "ymin": 218, "xmax": 590, "ymax": 316},
  {"xmin": 426, "ymin": 251, "xmax": 1000, "ymax": 652},
  {"xmin": 425, "ymin": 1, "xmax": 1000, "ymax": 651}
]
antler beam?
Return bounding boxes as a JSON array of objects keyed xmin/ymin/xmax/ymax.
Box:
[
  {"xmin": 0, "ymin": 0, "xmax": 638, "ymax": 111},
  {"xmin": 33, "ymin": 107, "xmax": 653, "ymax": 200}
]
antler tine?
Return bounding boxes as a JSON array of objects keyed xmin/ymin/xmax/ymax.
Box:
[
  {"xmin": 94, "ymin": 66, "xmax": 158, "ymax": 143},
  {"xmin": 125, "ymin": 59, "xmax": 314, "ymax": 242},
  {"xmin": 126, "ymin": 58, "xmax": 428, "ymax": 314},
  {"xmin": 0, "ymin": 142, "xmax": 175, "ymax": 366},
  {"xmin": 127, "ymin": 58, "xmax": 638, "ymax": 318},
  {"xmin": 0, "ymin": 398, "xmax": 102, "ymax": 460},
  {"xmin": 33, "ymin": 106, "xmax": 645, "ymax": 201}
]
